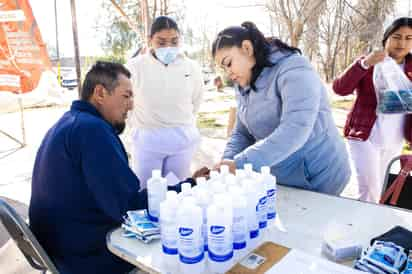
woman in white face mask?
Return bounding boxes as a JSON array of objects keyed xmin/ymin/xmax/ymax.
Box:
[{"xmin": 125, "ymin": 16, "xmax": 205, "ymax": 190}]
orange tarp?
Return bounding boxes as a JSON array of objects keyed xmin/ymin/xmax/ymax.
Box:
[{"xmin": 0, "ymin": 0, "xmax": 51, "ymax": 93}]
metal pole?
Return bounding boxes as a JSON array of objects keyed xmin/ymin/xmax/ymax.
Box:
[
  {"xmin": 54, "ymin": 0, "xmax": 61, "ymax": 86},
  {"xmin": 70, "ymin": 0, "xmax": 82, "ymax": 96},
  {"xmin": 409, "ymin": 0, "xmax": 411, "ymax": 17},
  {"xmin": 54, "ymin": 0, "xmax": 60, "ymax": 59}
]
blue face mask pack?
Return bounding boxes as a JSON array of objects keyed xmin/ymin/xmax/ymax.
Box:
[
  {"xmin": 354, "ymin": 241, "xmax": 407, "ymax": 274},
  {"xmin": 154, "ymin": 47, "xmax": 179, "ymax": 65},
  {"xmin": 121, "ymin": 209, "xmax": 160, "ymax": 243}
]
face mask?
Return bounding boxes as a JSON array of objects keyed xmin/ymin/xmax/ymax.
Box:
[{"xmin": 154, "ymin": 47, "xmax": 179, "ymax": 65}]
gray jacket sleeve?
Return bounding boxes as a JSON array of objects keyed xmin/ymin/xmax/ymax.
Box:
[
  {"xmin": 233, "ymin": 57, "xmax": 321, "ymax": 170},
  {"xmin": 222, "ymin": 112, "xmax": 255, "ymax": 160}
]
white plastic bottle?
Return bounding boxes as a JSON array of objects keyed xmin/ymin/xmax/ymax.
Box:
[
  {"xmin": 181, "ymin": 182, "xmax": 192, "ymax": 197},
  {"xmin": 196, "ymin": 177, "xmax": 208, "ymax": 191},
  {"xmin": 207, "ymin": 194, "xmax": 234, "ymax": 274},
  {"xmin": 235, "ymin": 169, "xmax": 245, "ymax": 185},
  {"xmin": 255, "ymin": 173, "xmax": 268, "ymax": 231},
  {"xmin": 160, "ymin": 191, "xmax": 179, "ymax": 271},
  {"xmin": 244, "ymin": 163, "xmax": 255, "ymax": 180},
  {"xmin": 177, "ymin": 197, "xmax": 205, "ymax": 274},
  {"xmin": 229, "ymin": 186, "xmax": 248, "ymax": 261},
  {"xmin": 261, "ymin": 166, "xmax": 277, "ymax": 226},
  {"xmin": 209, "ymin": 170, "xmax": 220, "ymax": 181},
  {"xmin": 211, "ymin": 180, "xmax": 225, "ymax": 195},
  {"xmin": 147, "ymin": 169, "xmax": 167, "ymax": 222},
  {"xmin": 194, "ymin": 189, "xmax": 211, "ymax": 256},
  {"xmin": 243, "ymin": 179, "xmax": 260, "ymax": 251},
  {"xmin": 220, "ymin": 165, "xmax": 230, "ymax": 183}
]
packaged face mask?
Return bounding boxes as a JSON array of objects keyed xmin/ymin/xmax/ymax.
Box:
[
  {"xmin": 366, "ymin": 241, "xmax": 406, "ymax": 271},
  {"xmin": 354, "ymin": 241, "xmax": 407, "ymax": 274},
  {"xmin": 127, "ymin": 210, "xmax": 150, "ymax": 226},
  {"xmin": 122, "ymin": 209, "xmax": 161, "ymax": 243},
  {"xmin": 402, "ymin": 250, "xmax": 412, "ymax": 274},
  {"xmin": 154, "ymin": 47, "xmax": 179, "ymax": 65}
]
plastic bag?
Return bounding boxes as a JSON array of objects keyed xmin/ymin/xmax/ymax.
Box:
[{"xmin": 373, "ymin": 56, "xmax": 412, "ymax": 114}]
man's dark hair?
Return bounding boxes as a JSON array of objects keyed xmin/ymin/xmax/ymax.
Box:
[{"xmin": 80, "ymin": 61, "xmax": 131, "ymax": 101}]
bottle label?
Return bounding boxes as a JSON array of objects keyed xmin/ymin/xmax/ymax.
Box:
[
  {"xmin": 257, "ymin": 196, "xmax": 267, "ymax": 228},
  {"xmin": 178, "ymin": 226, "xmax": 204, "ymax": 264},
  {"xmin": 233, "ymin": 214, "xmax": 247, "ymax": 250},
  {"xmin": 250, "ymin": 229, "xmax": 259, "ymax": 239},
  {"xmin": 208, "ymin": 225, "xmax": 233, "ymax": 262},
  {"xmin": 161, "ymin": 221, "xmax": 177, "ymax": 255},
  {"xmin": 162, "ymin": 245, "xmax": 178, "ymax": 255},
  {"xmin": 148, "ymin": 192, "xmax": 159, "ymax": 222},
  {"xmin": 267, "ymin": 188, "xmax": 276, "ymax": 220}
]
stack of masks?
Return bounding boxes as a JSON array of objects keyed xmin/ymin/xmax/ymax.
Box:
[
  {"xmin": 354, "ymin": 241, "xmax": 407, "ymax": 274},
  {"xmin": 122, "ymin": 210, "xmax": 161, "ymax": 243},
  {"xmin": 378, "ymin": 90, "xmax": 412, "ymax": 113}
]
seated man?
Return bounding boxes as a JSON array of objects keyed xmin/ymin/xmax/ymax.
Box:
[{"xmin": 29, "ymin": 61, "xmax": 197, "ymax": 274}]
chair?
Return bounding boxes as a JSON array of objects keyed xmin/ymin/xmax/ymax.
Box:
[
  {"xmin": 0, "ymin": 198, "xmax": 59, "ymax": 274},
  {"xmin": 380, "ymin": 155, "xmax": 412, "ymax": 210}
]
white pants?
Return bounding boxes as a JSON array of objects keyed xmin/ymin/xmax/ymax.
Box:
[
  {"xmin": 132, "ymin": 126, "xmax": 199, "ymax": 189},
  {"xmin": 348, "ymin": 139, "xmax": 402, "ymax": 203}
]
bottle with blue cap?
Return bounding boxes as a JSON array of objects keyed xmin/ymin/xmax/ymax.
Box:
[
  {"xmin": 147, "ymin": 169, "xmax": 167, "ymax": 222},
  {"xmin": 207, "ymin": 194, "xmax": 234, "ymax": 273},
  {"xmin": 160, "ymin": 191, "xmax": 179, "ymax": 270},
  {"xmin": 177, "ymin": 196, "xmax": 205, "ymax": 274}
]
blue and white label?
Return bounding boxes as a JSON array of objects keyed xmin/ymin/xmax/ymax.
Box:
[
  {"xmin": 210, "ymin": 225, "xmax": 225, "ymax": 234},
  {"xmin": 266, "ymin": 188, "xmax": 276, "ymax": 220},
  {"xmin": 179, "ymin": 227, "xmax": 193, "ymax": 237},
  {"xmin": 257, "ymin": 196, "xmax": 267, "ymax": 229},
  {"xmin": 162, "ymin": 244, "xmax": 178, "ymax": 255},
  {"xmin": 208, "ymin": 224, "xmax": 233, "ymax": 263},
  {"xmin": 161, "ymin": 221, "xmax": 177, "ymax": 255},
  {"xmin": 250, "ymin": 229, "xmax": 259, "ymax": 239},
  {"xmin": 148, "ymin": 192, "xmax": 160, "ymax": 222},
  {"xmin": 209, "ymin": 250, "xmax": 234, "ymax": 262},
  {"xmin": 267, "ymin": 189, "xmax": 276, "ymax": 197},
  {"xmin": 178, "ymin": 226, "xmax": 204, "ymax": 264},
  {"xmin": 232, "ymin": 214, "xmax": 247, "ymax": 250}
]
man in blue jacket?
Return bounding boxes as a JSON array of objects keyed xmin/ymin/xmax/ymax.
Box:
[{"xmin": 29, "ymin": 61, "xmax": 198, "ymax": 274}]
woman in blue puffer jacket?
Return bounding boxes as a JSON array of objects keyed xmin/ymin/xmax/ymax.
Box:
[{"xmin": 211, "ymin": 21, "xmax": 351, "ymax": 195}]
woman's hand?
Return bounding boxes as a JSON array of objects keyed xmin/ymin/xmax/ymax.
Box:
[
  {"xmin": 364, "ymin": 50, "xmax": 386, "ymax": 67},
  {"xmin": 192, "ymin": 166, "xmax": 210, "ymax": 179}
]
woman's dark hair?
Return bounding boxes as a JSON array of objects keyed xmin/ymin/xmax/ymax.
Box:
[
  {"xmin": 212, "ymin": 21, "xmax": 301, "ymax": 89},
  {"xmin": 150, "ymin": 16, "xmax": 179, "ymax": 37},
  {"xmin": 382, "ymin": 17, "xmax": 412, "ymax": 46}
]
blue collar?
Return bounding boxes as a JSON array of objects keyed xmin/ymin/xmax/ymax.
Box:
[{"xmin": 70, "ymin": 100, "xmax": 117, "ymax": 134}]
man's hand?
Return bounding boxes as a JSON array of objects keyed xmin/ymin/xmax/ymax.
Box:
[
  {"xmin": 213, "ymin": 159, "xmax": 236, "ymax": 174},
  {"xmin": 192, "ymin": 166, "xmax": 210, "ymax": 179}
]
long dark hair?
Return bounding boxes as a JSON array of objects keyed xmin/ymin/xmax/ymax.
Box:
[
  {"xmin": 212, "ymin": 21, "xmax": 301, "ymax": 89},
  {"xmin": 382, "ymin": 17, "xmax": 412, "ymax": 46},
  {"xmin": 150, "ymin": 16, "xmax": 179, "ymax": 37}
]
